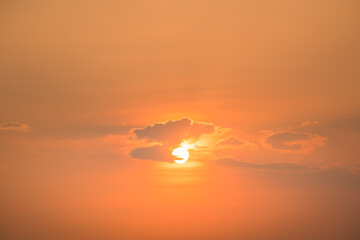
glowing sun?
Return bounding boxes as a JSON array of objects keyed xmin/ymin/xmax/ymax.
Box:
[{"xmin": 172, "ymin": 146, "xmax": 189, "ymax": 164}]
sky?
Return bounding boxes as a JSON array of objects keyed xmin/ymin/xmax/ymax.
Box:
[{"xmin": 1, "ymin": 0, "xmax": 360, "ymax": 239}]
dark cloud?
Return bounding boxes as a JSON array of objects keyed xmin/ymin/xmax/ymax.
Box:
[
  {"xmin": 133, "ymin": 118, "xmax": 215, "ymax": 145},
  {"xmin": 130, "ymin": 145, "xmax": 172, "ymax": 162},
  {"xmin": 130, "ymin": 118, "xmax": 215, "ymax": 162},
  {"xmin": 0, "ymin": 122, "xmax": 28, "ymax": 131},
  {"xmin": 217, "ymin": 158, "xmax": 308, "ymax": 171},
  {"xmin": 216, "ymin": 136, "xmax": 244, "ymax": 146},
  {"xmin": 262, "ymin": 131, "xmax": 326, "ymax": 153}
]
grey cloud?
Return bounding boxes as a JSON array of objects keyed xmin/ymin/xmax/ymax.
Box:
[
  {"xmin": 133, "ymin": 118, "xmax": 215, "ymax": 145},
  {"xmin": 0, "ymin": 122, "xmax": 28, "ymax": 131},
  {"xmin": 130, "ymin": 145, "xmax": 172, "ymax": 162}
]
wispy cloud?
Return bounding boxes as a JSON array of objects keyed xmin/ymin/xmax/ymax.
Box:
[
  {"xmin": 261, "ymin": 131, "xmax": 326, "ymax": 153},
  {"xmin": 0, "ymin": 122, "xmax": 28, "ymax": 131},
  {"xmin": 217, "ymin": 158, "xmax": 309, "ymax": 171},
  {"xmin": 301, "ymin": 120, "xmax": 319, "ymax": 127},
  {"xmin": 216, "ymin": 136, "xmax": 244, "ymax": 146}
]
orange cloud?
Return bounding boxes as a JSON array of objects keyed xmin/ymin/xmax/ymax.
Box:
[
  {"xmin": 215, "ymin": 136, "xmax": 258, "ymax": 152},
  {"xmin": 262, "ymin": 131, "xmax": 327, "ymax": 153},
  {"xmin": 301, "ymin": 120, "xmax": 319, "ymax": 127},
  {"xmin": 216, "ymin": 136, "xmax": 244, "ymax": 146}
]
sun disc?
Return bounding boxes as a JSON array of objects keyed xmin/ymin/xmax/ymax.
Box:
[{"xmin": 172, "ymin": 146, "xmax": 189, "ymax": 164}]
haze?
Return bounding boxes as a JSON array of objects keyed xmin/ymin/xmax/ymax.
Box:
[{"xmin": 1, "ymin": 1, "xmax": 360, "ymax": 239}]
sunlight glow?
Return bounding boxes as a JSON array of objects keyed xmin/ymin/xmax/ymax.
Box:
[{"xmin": 180, "ymin": 140, "xmax": 196, "ymax": 149}]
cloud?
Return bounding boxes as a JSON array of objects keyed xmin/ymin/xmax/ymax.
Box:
[
  {"xmin": 133, "ymin": 118, "xmax": 215, "ymax": 145},
  {"xmin": 216, "ymin": 136, "xmax": 244, "ymax": 146},
  {"xmin": 215, "ymin": 136, "xmax": 259, "ymax": 151},
  {"xmin": 0, "ymin": 122, "xmax": 28, "ymax": 131},
  {"xmin": 130, "ymin": 145, "xmax": 172, "ymax": 162},
  {"xmin": 301, "ymin": 120, "xmax": 319, "ymax": 126},
  {"xmin": 262, "ymin": 131, "xmax": 326, "ymax": 153},
  {"xmin": 217, "ymin": 158, "xmax": 308, "ymax": 171},
  {"xmin": 130, "ymin": 118, "xmax": 216, "ymax": 162}
]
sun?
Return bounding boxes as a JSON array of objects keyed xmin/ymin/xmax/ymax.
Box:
[{"xmin": 172, "ymin": 146, "xmax": 189, "ymax": 164}]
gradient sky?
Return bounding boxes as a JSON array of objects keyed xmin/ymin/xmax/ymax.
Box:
[{"xmin": 1, "ymin": 1, "xmax": 360, "ymax": 239}]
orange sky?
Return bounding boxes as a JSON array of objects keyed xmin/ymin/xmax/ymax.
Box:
[{"xmin": 1, "ymin": 1, "xmax": 360, "ymax": 239}]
